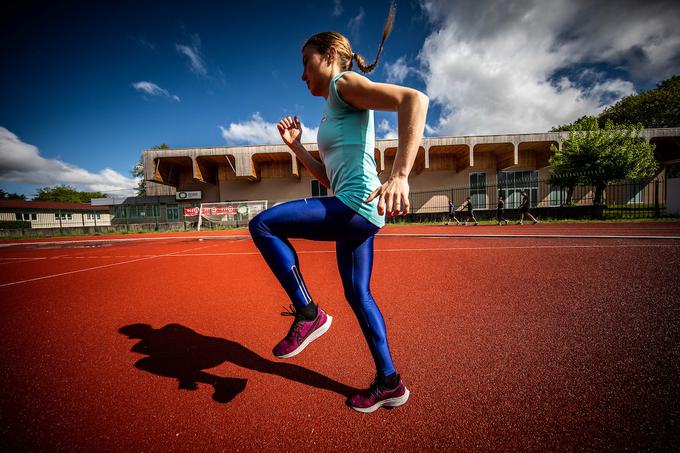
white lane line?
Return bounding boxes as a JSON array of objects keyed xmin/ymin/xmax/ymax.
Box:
[
  {"xmin": 0, "ymin": 243, "xmax": 221, "ymax": 289},
  {"xmin": 0, "ymin": 235, "xmax": 250, "ymax": 248},
  {"xmin": 0, "ymin": 257, "xmax": 48, "ymax": 265},
  {"xmin": 379, "ymin": 233, "xmax": 680, "ymax": 240},
  {"xmin": 54, "ymin": 243, "xmax": 679, "ymax": 258},
  {"xmin": 2, "ymin": 231, "xmax": 679, "ymax": 249},
  {"xmin": 0, "ymin": 244, "xmax": 680, "ymax": 264}
]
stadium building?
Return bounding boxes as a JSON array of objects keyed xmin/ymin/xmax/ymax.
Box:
[{"xmin": 142, "ymin": 128, "xmax": 680, "ymax": 215}]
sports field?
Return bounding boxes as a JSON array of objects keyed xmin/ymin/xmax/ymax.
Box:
[{"xmin": 1, "ymin": 222, "xmax": 679, "ymax": 451}]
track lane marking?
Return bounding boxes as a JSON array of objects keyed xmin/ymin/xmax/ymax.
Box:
[
  {"xmin": 0, "ymin": 243, "xmax": 221, "ymax": 288},
  {"xmin": 2, "ymin": 243, "xmax": 679, "ymax": 263}
]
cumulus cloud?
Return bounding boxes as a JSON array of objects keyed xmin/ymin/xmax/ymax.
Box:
[
  {"xmin": 132, "ymin": 81, "xmax": 180, "ymax": 102},
  {"xmin": 377, "ymin": 119, "xmax": 398, "ymax": 139},
  {"xmin": 384, "ymin": 57, "xmax": 416, "ymax": 84},
  {"xmin": 218, "ymin": 113, "xmax": 319, "ymax": 146},
  {"xmin": 176, "ymin": 33, "xmax": 208, "ymax": 78},
  {"xmin": 348, "ymin": 7, "xmax": 365, "ymax": 43},
  {"xmin": 333, "ymin": 0, "xmax": 343, "ymax": 16},
  {"xmin": 0, "ymin": 127, "xmax": 137, "ymax": 196},
  {"xmin": 417, "ymin": 0, "xmax": 679, "ymax": 135}
]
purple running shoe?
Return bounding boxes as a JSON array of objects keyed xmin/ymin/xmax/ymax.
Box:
[
  {"xmin": 349, "ymin": 375, "xmax": 410, "ymax": 413},
  {"xmin": 273, "ymin": 304, "xmax": 332, "ymax": 358}
]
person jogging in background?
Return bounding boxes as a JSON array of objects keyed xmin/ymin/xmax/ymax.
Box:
[
  {"xmin": 445, "ymin": 199, "xmax": 462, "ymax": 225},
  {"xmin": 460, "ymin": 196, "xmax": 478, "ymax": 226},
  {"xmin": 517, "ymin": 191, "xmax": 539, "ymax": 224},
  {"xmin": 496, "ymin": 195, "xmax": 509, "ymax": 225},
  {"xmin": 248, "ymin": 3, "xmax": 428, "ymax": 413}
]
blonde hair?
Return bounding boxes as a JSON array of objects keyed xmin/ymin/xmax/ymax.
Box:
[{"xmin": 303, "ymin": 2, "xmax": 396, "ymax": 74}]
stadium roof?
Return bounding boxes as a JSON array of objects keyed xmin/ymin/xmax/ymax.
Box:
[{"xmin": 0, "ymin": 200, "xmax": 108, "ymax": 211}]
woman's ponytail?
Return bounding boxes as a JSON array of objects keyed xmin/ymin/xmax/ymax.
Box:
[{"xmin": 353, "ymin": 2, "xmax": 396, "ymax": 74}]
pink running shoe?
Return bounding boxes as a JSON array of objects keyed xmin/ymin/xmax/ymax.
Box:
[
  {"xmin": 273, "ymin": 305, "xmax": 332, "ymax": 358},
  {"xmin": 348, "ymin": 375, "xmax": 410, "ymax": 413}
]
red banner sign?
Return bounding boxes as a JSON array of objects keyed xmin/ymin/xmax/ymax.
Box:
[{"xmin": 183, "ymin": 206, "xmax": 237, "ymax": 217}]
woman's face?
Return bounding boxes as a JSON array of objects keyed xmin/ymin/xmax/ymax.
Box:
[{"xmin": 301, "ymin": 46, "xmax": 334, "ymax": 97}]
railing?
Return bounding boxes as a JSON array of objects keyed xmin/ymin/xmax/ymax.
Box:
[
  {"xmin": 1, "ymin": 177, "xmax": 671, "ymax": 237},
  {"xmin": 408, "ymin": 176, "xmax": 667, "ymax": 220}
]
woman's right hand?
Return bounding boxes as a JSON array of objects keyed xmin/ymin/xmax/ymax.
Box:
[{"xmin": 277, "ymin": 116, "xmax": 303, "ymax": 147}]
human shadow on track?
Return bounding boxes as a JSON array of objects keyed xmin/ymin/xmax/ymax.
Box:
[{"xmin": 119, "ymin": 323, "xmax": 359, "ymax": 404}]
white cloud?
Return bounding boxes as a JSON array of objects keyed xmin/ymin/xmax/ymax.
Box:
[
  {"xmin": 132, "ymin": 81, "xmax": 180, "ymax": 102},
  {"xmin": 377, "ymin": 119, "xmax": 398, "ymax": 139},
  {"xmin": 333, "ymin": 0, "xmax": 343, "ymax": 16},
  {"xmin": 384, "ymin": 57, "xmax": 416, "ymax": 84},
  {"xmin": 417, "ymin": 0, "xmax": 679, "ymax": 135},
  {"xmin": 218, "ymin": 113, "xmax": 319, "ymax": 146},
  {"xmin": 0, "ymin": 127, "xmax": 137, "ymax": 196},
  {"xmin": 176, "ymin": 33, "xmax": 208, "ymax": 78},
  {"xmin": 348, "ymin": 7, "xmax": 365, "ymax": 43}
]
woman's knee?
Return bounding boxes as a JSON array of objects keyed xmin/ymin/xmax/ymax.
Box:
[{"xmin": 248, "ymin": 211, "xmax": 268, "ymax": 238}]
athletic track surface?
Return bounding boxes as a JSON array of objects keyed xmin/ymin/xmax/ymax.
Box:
[{"xmin": 1, "ymin": 222, "xmax": 679, "ymax": 451}]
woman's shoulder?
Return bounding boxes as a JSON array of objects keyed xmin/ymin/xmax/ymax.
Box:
[{"xmin": 335, "ymin": 71, "xmax": 372, "ymax": 95}]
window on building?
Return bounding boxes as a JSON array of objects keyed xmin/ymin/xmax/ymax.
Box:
[
  {"xmin": 547, "ymin": 171, "xmax": 568, "ymax": 206},
  {"xmin": 86, "ymin": 213, "xmax": 102, "ymax": 220},
  {"xmin": 113, "ymin": 206, "xmax": 127, "ymax": 218},
  {"xmin": 167, "ymin": 205, "xmax": 179, "ymax": 220},
  {"xmin": 130, "ymin": 205, "xmax": 148, "ymax": 217},
  {"xmin": 15, "ymin": 212, "xmax": 37, "ymax": 221},
  {"xmin": 548, "ymin": 186, "xmax": 567, "ymax": 206},
  {"xmin": 55, "ymin": 212, "xmax": 73, "ymax": 220},
  {"xmin": 469, "ymin": 172, "xmax": 487, "ymax": 209},
  {"xmin": 311, "ymin": 180, "xmax": 328, "ymax": 197},
  {"xmin": 498, "ymin": 171, "xmax": 538, "ymax": 208}
]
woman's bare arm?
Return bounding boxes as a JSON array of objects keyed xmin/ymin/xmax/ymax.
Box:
[
  {"xmin": 336, "ymin": 72, "xmax": 429, "ymax": 216},
  {"xmin": 277, "ymin": 116, "xmax": 330, "ymax": 189}
]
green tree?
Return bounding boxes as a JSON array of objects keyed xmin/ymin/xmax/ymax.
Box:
[
  {"xmin": 549, "ymin": 117, "xmax": 658, "ymax": 204},
  {"xmin": 599, "ymin": 75, "xmax": 680, "ymax": 128},
  {"xmin": 552, "ymin": 75, "xmax": 680, "ymax": 132},
  {"xmin": 131, "ymin": 159, "xmax": 146, "ymax": 196},
  {"xmin": 33, "ymin": 185, "xmax": 106, "ymax": 203},
  {"xmin": 132, "ymin": 143, "xmax": 169, "ymax": 197},
  {"xmin": 0, "ymin": 188, "xmax": 27, "ymax": 200}
]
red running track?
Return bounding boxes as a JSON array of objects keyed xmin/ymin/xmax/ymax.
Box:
[{"xmin": 1, "ymin": 222, "xmax": 679, "ymax": 451}]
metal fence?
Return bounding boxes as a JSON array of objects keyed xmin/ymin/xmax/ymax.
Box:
[
  {"xmin": 408, "ymin": 176, "xmax": 667, "ymax": 220},
  {"xmin": 1, "ymin": 176, "xmax": 671, "ymax": 237}
]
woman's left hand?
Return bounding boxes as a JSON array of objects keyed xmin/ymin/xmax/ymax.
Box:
[{"xmin": 365, "ymin": 175, "xmax": 410, "ymax": 216}]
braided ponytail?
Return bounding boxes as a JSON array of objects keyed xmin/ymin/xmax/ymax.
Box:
[
  {"xmin": 353, "ymin": 2, "xmax": 396, "ymax": 74},
  {"xmin": 303, "ymin": 2, "xmax": 396, "ymax": 74}
]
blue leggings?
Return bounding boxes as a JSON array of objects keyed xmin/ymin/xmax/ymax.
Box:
[{"xmin": 248, "ymin": 196, "xmax": 395, "ymax": 377}]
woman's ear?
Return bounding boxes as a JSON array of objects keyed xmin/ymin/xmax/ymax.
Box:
[{"xmin": 327, "ymin": 46, "xmax": 337, "ymax": 64}]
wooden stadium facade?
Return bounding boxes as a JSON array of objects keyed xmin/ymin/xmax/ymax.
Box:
[{"xmin": 142, "ymin": 128, "xmax": 680, "ymax": 209}]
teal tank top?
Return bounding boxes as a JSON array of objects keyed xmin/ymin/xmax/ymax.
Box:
[{"xmin": 316, "ymin": 71, "xmax": 385, "ymax": 228}]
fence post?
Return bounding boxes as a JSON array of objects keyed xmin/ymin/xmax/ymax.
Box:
[
  {"xmin": 58, "ymin": 209, "xmax": 63, "ymax": 235},
  {"xmin": 654, "ymin": 179, "xmax": 660, "ymax": 218},
  {"xmin": 93, "ymin": 210, "xmax": 97, "ymax": 227}
]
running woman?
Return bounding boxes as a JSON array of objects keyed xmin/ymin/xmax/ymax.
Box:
[
  {"xmin": 445, "ymin": 199, "xmax": 462, "ymax": 225},
  {"xmin": 496, "ymin": 195, "xmax": 509, "ymax": 225},
  {"xmin": 517, "ymin": 191, "xmax": 539, "ymax": 224},
  {"xmin": 248, "ymin": 4, "xmax": 428, "ymax": 413},
  {"xmin": 461, "ymin": 196, "xmax": 478, "ymax": 226}
]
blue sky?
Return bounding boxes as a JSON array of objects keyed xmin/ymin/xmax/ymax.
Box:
[{"xmin": 1, "ymin": 0, "xmax": 679, "ymax": 198}]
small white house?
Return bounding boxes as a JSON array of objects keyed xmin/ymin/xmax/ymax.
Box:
[{"xmin": 0, "ymin": 200, "xmax": 111, "ymax": 229}]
